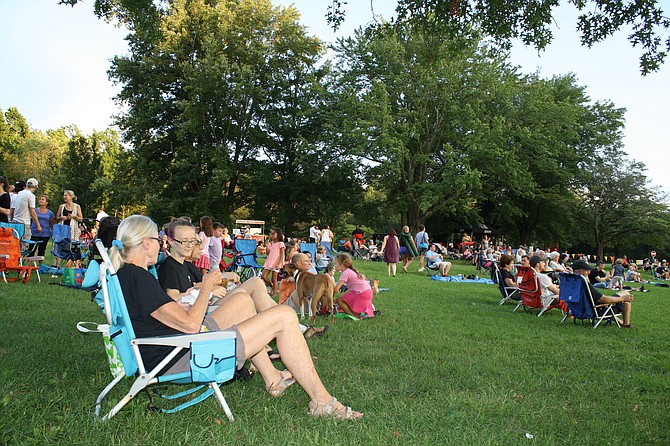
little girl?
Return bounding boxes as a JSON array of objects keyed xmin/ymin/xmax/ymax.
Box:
[
  {"xmin": 315, "ymin": 245, "xmax": 330, "ymax": 269},
  {"xmin": 334, "ymin": 253, "xmax": 376, "ymax": 319},
  {"xmin": 208, "ymin": 222, "xmax": 224, "ymax": 272},
  {"xmin": 262, "ymin": 227, "xmax": 285, "ymax": 295},
  {"xmin": 193, "ymin": 216, "xmax": 213, "ymax": 275}
]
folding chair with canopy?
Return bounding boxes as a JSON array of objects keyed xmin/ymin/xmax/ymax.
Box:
[
  {"xmin": 87, "ymin": 240, "xmax": 238, "ymax": 421},
  {"xmin": 513, "ymin": 266, "xmax": 563, "ymax": 317},
  {"xmin": 0, "ymin": 227, "xmax": 40, "ymax": 283},
  {"xmin": 234, "ymin": 238, "xmax": 262, "ymax": 282},
  {"xmin": 558, "ymin": 272, "xmax": 622, "ymax": 329}
]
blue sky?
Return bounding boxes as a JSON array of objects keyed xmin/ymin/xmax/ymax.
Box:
[{"xmin": 1, "ymin": 0, "xmax": 668, "ymax": 193}]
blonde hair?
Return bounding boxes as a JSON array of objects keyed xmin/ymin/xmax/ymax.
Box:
[
  {"xmin": 63, "ymin": 190, "xmax": 77, "ymax": 201},
  {"xmin": 402, "ymin": 225, "xmax": 410, "ymax": 233},
  {"xmin": 108, "ymin": 215, "xmax": 158, "ymax": 271}
]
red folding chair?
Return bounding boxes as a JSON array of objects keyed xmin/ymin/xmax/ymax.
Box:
[{"xmin": 513, "ymin": 265, "xmax": 565, "ymax": 317}]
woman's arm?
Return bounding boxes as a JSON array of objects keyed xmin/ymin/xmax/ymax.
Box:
[
  {"xmin": 152, "ymin": 270, "xmax": 221, "ymax": 333},
  {"xmin": 334, "ymin": 279, "xmax": 346, "ymax": 293},
  {"xmin": 380, "ymin": 236, "xmax": 388, "ymax": 251}
]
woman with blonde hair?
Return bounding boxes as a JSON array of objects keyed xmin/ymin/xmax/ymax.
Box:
[
  {"xmin": 56, "ymin": 190, "xmax": 82, "ymax": 241},
  {"xmin": 115, "ymin": 216, "xmax": 355, "ymax": 417}
]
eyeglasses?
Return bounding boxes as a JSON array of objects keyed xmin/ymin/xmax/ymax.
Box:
[
  {"xmin": 172, "ymin": 239, "xmax": 201, "ymax": 246},
  {"xmin": 148, "ymin": 237, "xmax": 160, "ymax": 243}
]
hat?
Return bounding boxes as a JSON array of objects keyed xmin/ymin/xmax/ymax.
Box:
[
  {"xmin": 26, "ymin": 178, "xmax": 39, "ymax": 187},
  {"xmin": 529, "ymin": 255, "xmax": 545, "ymax": 268},
  {"xmin": 572, "ymin": 259, "xmax": 593, "ymax": 271}
]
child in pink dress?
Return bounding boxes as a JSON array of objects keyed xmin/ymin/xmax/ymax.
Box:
[
  {"xmin": 262, "ymin": 227, "xmax": 285, "ymax": 295},
  {"xmin": 334, "ymin": 253, "xmax": 376, "ymax": 319},
  {"xmin": 193, "ymin": 216, "xmax": 213, "ymax": 275}
]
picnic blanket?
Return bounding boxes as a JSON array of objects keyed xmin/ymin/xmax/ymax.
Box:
[{"xmin": 429, "ymin": 275, "xmax": 494, "ymax": 285}]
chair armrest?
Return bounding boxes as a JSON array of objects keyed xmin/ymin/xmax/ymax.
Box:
[
  {"xmin": 131, "ymin": 330, "xmax": 236, "ymax": 348},
  {"xmin": 0, "ymin": 254, "xmax": 8, "ymax": 259}
]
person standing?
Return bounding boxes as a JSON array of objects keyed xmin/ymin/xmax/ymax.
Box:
[
  {"xmin": 380, "ymin": 227, "xmax": 400, "ymax": 277},
  {"xmin": 398, "ymin": 225, "xmax": 419, "ymax": 273},
  {"xmin": 30, "ymin": 195, "xmax": 56, "ymax": 258},
  {"xmin": 56, "ymin": 190, "xmax": 82, "ymax": 242},
  {"xmin": 309, "ymin": 224, "xmax": 320, "ymax": 245},
  {"xmin": 415, "ymin": 224, "xmax": 429, "ymax": 272},
  {"xmin": 12, "ymin": 178, "xmax": 41, "ymax": 241},
  {"xmin": 351, "ymin": 225, "xmax": 364, "ymax": 249},
  {"xmin": 0, "ymin": 175, "xmax": 10, "ymax": 223},
  {"xmin": 320, "ymin": 225, "xmax": 334, "ymax": 256}
]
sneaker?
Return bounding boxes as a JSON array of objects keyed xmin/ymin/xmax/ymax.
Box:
[{"xmin": 418, "ymin": 268, "xmax": 424, "ymax": 272}]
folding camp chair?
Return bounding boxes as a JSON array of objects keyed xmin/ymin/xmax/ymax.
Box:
[
  {"xmin": 558, "ymin": 272, "xmax": 622, "ymax": 329},
  {"xmin": 51, "ymin": 224, "xmax": 83, "ymax": 266},
  {"xmin": 88, "ymin": 240, "xmax": 238, "ymax": 421},
  {"xmin": 513, "ymin": 266, "xmax": 562, "ymax": 317},
  {"xmin": 0, "ymin": 222, "xmax": 42, "ymax": 267},
  {"xmin": 234, "ymin": 239, "xmax": 262, "ymax": 282},
  {"xmin": 493, "ymin": 262, "xmax": 520, "ymax": 305},
  {"xmin": 0, "ymin": 227, "xmax": 40, "ymax": 283}
]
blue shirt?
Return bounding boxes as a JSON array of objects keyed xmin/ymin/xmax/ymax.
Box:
[{"xmin": 30, "ymin": 208, "xmax": 55, "ymax": 237}]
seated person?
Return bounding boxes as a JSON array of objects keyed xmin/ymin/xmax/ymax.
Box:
[
  {"xmin": 315, "ymin": 245, "xmax": 331, "ymax": 269},
  {"xmin": 519, "ymin": 254, "xmax": 530, "ymax": 267},
  {"xmin": 531, "ymin": 255, "xmax": 561, "ymax": 309},
  {"xmin": 589, "ymin": 261, "xmax": 611, "ymax": 288},
  {"xmin": 572, "ymin": 259, "xmax": 634, "ymax": 328},
  {"xmin": 425, "ymin": 244, "xmax": 452, "ymax": 276},
  {"xmin": 548, "ymin": 251, "xmax": 566, "ymax": 272},
  {"xmin": 111, "ymin": 215, "xmax": 362, "ymax": 419},
  {"xmin": 656, "ymin": 260, "xmax": 670, "ymax": 279},
  {"xmin": 304, "ymin": 251, "xmax": 318, "ymax": 274},
  {"xmin": 499, "ymin": 254, "xmax": 520, "ymax": 300},
  {"xmin": 625, "ymin": 263, "xmax": 642, "ymax": 282},
  {"xmin": 333, "ymin": 253, "xmax": 376, "ymax": 319}
]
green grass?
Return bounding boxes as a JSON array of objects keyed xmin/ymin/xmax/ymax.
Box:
[{"xmin": 1, "ymin": 259, "xmax": 669, "ymax": 445}]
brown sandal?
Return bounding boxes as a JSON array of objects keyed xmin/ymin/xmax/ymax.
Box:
[
  {"xmin": 266, "ymin": 370, "xmax": 295, "ymax": 397},
  {"xmin": 308, "ymin": 397, "xmax": 363, "ymax": 420}
]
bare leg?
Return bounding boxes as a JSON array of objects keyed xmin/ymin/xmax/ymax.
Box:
[
  {"xmin": 419, "ymin": 255, "xmax": 425, "ymax": 270},
  {"xmin": 271, "ymin": 270, "xmax": 279, "ymax": 295},
  {"xmin": 229, "ymin": 276, "xmax": 277, "ymax": 312},
  {"xmin": 336, "ymin": 296, "xmax": 359, "ymax": 319},
  {"xmin": 440, "ymin": 262, "xmax": 452, "ymax": 276},
  {"xmin": 386, "ymin": 262, "xmax": 391, "ymax": 277},
  {"xmin": 261, "ymin": 269, "xmax": 273, "ymax": 288},
  {"xmin": 405, "ymin": 257, "xmax": 413, "ymax": 270},
  {"xmin": 391, "ymin": 263, "xmax": 397, "ymax": 277},
  {"xmin": 237, "ymin": 305, "xmax": 362, "ymax": 417}
]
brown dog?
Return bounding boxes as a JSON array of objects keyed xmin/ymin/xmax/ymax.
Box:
[{"xmin": 290, "ymin": 270, "xmax": 335, "ymax": 325}]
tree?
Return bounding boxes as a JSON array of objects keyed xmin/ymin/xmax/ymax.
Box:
[{"xmin": 330, "ymin": 0, "xmax": 670, "ymax": 75}]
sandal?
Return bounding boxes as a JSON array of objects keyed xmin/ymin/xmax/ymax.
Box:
[
  {"xmin": 266, "ymin": 370, "xmax": 295, "ymax": 397},
  {"xmin": 267, "ymin": 349, "xmax": 281, "ymax": 361},
  {"xmin": 308, "ymin": 397, "xmax": 363, "ymax": 420},
  {"xmin": 303, "ymin": 325, "xmax": 329, "ymax": 339}
]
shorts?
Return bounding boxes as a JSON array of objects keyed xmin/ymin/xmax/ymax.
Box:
[
  {"xmin": 399, "ymin": 246, "xmax": 411, "ymax": 257},
  {"xmin": 164, "ymin": 316, "xmax": 246, "ymax": 374},
  {"xmin": 418, "ymin": 247, "xmax": 428, "ymax": 255}
]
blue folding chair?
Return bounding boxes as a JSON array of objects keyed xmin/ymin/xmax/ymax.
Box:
[
  {"xmin": 88, "ymin": 241, "xmax": 238, "ymax": 421},
  {"xmin": 51, "ymin": 224, "xmax": 82, "ymax": 266},
  {"xmin": 559, "ymin": 272, "xmax": 622, "ymax": 329},
  {"xmin": 234, "ymin": 239, "xmax": 262, "ymax": 282}
]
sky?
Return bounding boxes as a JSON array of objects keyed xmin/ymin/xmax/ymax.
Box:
[{"xmin": 1, "ymin": 1, "xmax": 668, "ymax": 192}]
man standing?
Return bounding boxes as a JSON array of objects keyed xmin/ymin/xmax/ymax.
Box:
[
  {"xmin": 351, "ymin": 225, "xmax": 364, "ymax": 248},
  {"xmin": 12, "ymin": 178, "xmax": 41, "ymax": 241},
  {"xmin": 415, "ymin": 224, "xmax": 429, "ymax": 272},
  {"xmin": 309, "ymin": 224, "xmax": 320, "ymax": 244}
]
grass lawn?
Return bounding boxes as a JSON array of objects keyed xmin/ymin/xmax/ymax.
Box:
[{"xmin": 1, "ymin": 257, "xmax": 669, "ymax": 445}]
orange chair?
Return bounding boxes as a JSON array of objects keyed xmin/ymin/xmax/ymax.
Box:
[
  {"xmin": 0, "ymin": 227, "xmax": 38, "ymax": 283},
  {"xmin": 513, "ymin": 265, "xmax": 565, "ymax": 317}
]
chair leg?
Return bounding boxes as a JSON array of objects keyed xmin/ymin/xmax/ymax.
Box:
[
  {"xmin": 211, "ymin": 382, "xmax": 234, "ymax": 422},
  {"xmin": 512, "ymin": 300, "xmax": 523, "ymax": 312}
]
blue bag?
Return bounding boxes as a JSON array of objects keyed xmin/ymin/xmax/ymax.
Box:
[{"xmin": 190, "ymin": 338, "xmax": 237, "ymax": 383}]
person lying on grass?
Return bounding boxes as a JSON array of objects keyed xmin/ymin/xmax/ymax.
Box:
[
  {"xmin": 333, "ymin": 253, "xmax": 377, "ymax": 320},
  {"xmin": 110, "ymin": 215, "xmax": 362, "ymax": 419},
  {"xmin": 572, "ymin": 259, "xmax": 634, "ymax": 328}
]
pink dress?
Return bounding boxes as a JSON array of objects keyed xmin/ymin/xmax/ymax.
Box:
[
  {"xmin": 339, "ymin": 268, "xmax": 374, "ymax": 317},
  {"xmin": 193, "ymin": 231, "xmax": 211, "ymax": 270},
  {"xmin": 264, "ymin": 241, "xmax": 285, "ymax": 271}
]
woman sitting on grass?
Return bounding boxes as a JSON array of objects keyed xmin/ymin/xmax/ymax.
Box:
[
  {"xmin": 334, "ymin": 253, "xmax": 377, "ymax": 319},
  {"xmin": 110, "ymin": 215, "xmax": 362, "ymax": 419}
]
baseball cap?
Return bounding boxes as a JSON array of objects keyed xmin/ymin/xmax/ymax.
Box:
[
  {"xmin": 529, "ymin": 255, "xmax": 545, "ymax": 268},
  {"xmin": 26, "ymin": 178, "xmax": 39, "ymax": 187},
  {"xmin": 572, "ymin": 259, "xmax": 593, "ymax": 271}
]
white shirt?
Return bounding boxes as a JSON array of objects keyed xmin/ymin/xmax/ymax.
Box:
[
  {"xmin": 96, "ymin": 210, "xmax": 109, "ymax": 221},
  {"xmin": 320, "ymin": 229, "xmax": 332, "ymax": 242},
  {"xmin": 309, "ymin": 226, "xmax": 319, "ymax": 240},
  {"xmin": 12, "ymin": 190, "xmax": 35, "ymax": 224}
]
